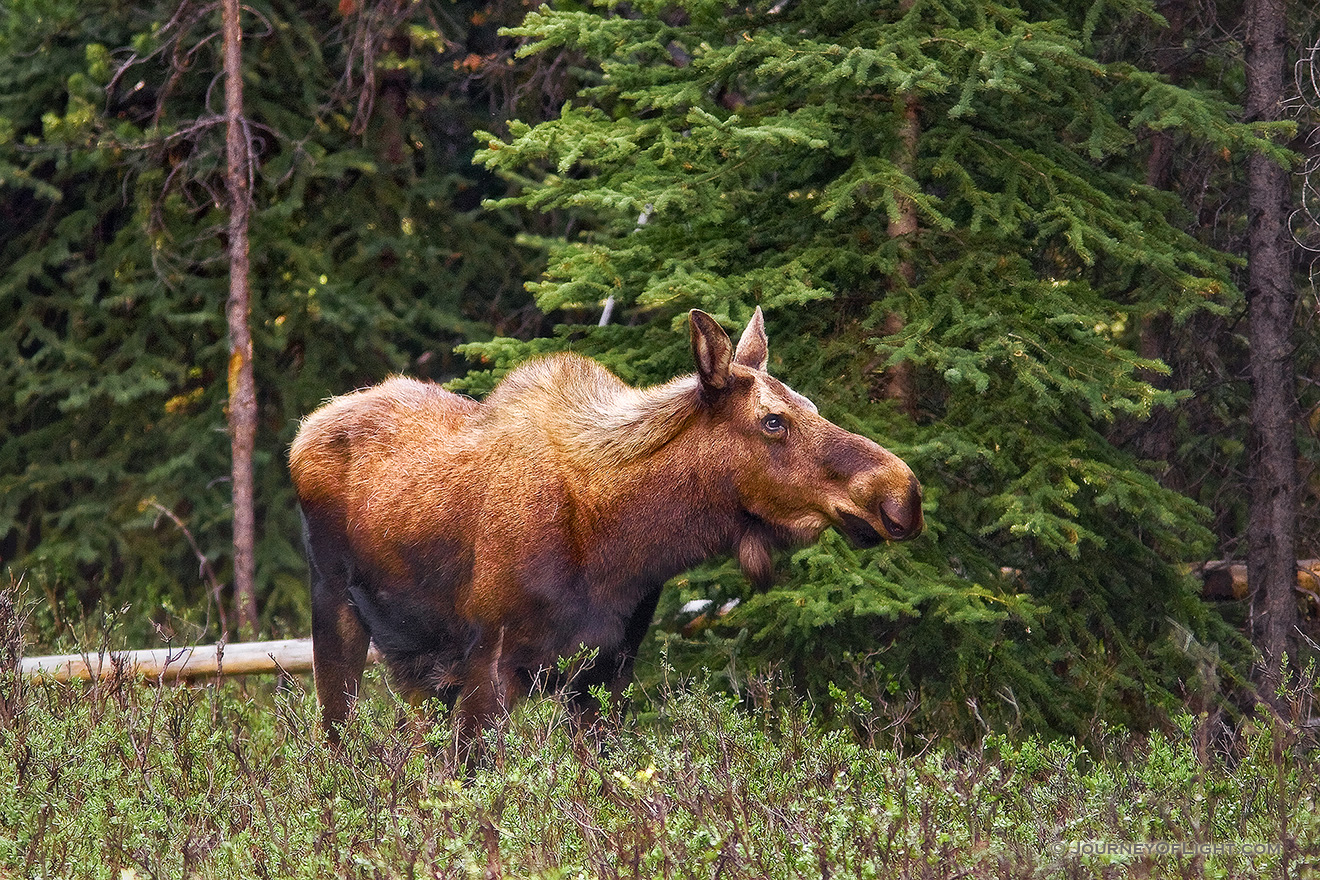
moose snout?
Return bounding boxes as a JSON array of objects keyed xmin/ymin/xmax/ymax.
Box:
[
  {"xmin": 878, "ymin": 473, "xmax": 924, "ymax": 540},
  {"xmin": 840, "ymin": 466, "xmax": 922, "ymax": 546},
  {"xmin": 832, "ymin": 471, "xmax": 923, "ymax": 548}
]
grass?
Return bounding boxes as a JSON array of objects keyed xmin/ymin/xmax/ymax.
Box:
[
  {"xmin": 2, "ymin": 584, "xmax": 1318, "ymax": 879},
  {"xmin": 1, "ymin": 649, "xmax": 1318, "ymax": 880}
]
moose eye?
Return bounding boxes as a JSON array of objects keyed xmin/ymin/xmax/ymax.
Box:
[{"xmin": 761, "ymin": 414, "xmax": 787, "ymax": 435}]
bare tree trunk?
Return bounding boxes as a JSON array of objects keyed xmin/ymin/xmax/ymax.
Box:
[
  {"xmin": 223, "ymin": 0, "xmax": 259, "ymax": 639},
  {"xmin": 873, "ymin": 0, "xmax": 921, "ymax": 416},
  {"xmin": 1244, "ymin": 0, "xmax": 1298, "ymax": 693},
  {"xmin": 881, "ymin": 91, "xmax": 919, "ymax": 418},
  {"xmin": 1133, "ymin": 131, "xmax": 1177, "ymax": 466}
]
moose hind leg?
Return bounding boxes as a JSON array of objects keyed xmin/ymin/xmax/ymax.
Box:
[
  {"xmin": 312, "ymin": 594, "xmax": 370, "ymax": 743},
  {"xmin": 454, "ymin": 626, "xmax": 528, "ymax": 755},
  {"xmin": 304, "ymin": 508, "xmax": 371, "ymax": 743}
]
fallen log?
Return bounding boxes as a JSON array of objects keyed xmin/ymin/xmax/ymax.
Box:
[
  {"xmin": 1197, "ymin": 559, "xmax": 1320, "ymax": 602},
  {"xmin": 17, "ymin": 559, "xmax": 1320, "ymax": 682},
  {"xmin": 18, "ymin": 638, "xmax": 379, "ymax": 683}
]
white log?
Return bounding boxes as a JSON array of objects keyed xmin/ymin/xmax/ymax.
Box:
[{"xmin": 18, "ymin": 637, "xmax": 379, "ymax": 683}]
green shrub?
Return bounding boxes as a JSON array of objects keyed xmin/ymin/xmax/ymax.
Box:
[{"xmin": 1, "ymin": 656, "xmax": 1315, "ymax": 879}]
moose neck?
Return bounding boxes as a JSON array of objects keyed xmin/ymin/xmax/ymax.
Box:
[{"xmin": 572, "ymin": 415, "xmax": 746, "ymax": 598}]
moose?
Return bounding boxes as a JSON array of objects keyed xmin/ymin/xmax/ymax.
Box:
[{"xmin": 290, "ymin": 308, "xmax": 923, "ymax": 745}]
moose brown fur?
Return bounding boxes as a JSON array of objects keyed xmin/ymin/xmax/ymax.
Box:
[{"xmin": 290, "ymin": 309, "xmax": 923, "ymax": 744}]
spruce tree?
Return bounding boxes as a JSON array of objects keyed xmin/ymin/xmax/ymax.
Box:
[{"xmin": 472, "ymin": 0, "xmax": 1287, "ymax": 736}]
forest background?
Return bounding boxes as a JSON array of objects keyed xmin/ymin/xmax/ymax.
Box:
[{"xmin": 1, "ymin": 0, "xmax": 1319, "ymax": 743}]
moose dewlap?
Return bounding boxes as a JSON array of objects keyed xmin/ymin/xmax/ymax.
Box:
[{"xmin": 290, "ymin": 309, "xmax": 923, "ymax": 743}]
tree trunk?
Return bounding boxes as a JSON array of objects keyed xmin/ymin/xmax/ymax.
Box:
[
  {"xmin": 882, "ymin": 91, "xmax": 919, "ymax": 417},
  {"xmin": 1244, "ymin": 0, "xmax": 1297, "ymax": 692},
  {"xmin": 223, "ymin": 0, "xmax": 259, "ymax": 639}
]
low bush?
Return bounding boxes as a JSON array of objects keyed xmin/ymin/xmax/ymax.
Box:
[{"xmin": 0, "ymin": 648, "xmax": 1316, "ymax": 879}]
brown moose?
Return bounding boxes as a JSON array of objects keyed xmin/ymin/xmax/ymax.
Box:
[{"xmin": 290, "ymin": 308, "xmax": 923, "ymax": 745}]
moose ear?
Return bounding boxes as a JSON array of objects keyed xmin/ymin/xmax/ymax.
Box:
[
  {"xmin": 689, "ymin": 309, "xmax": 733, "ymax": 391},
  {"xmin": 733, "ymin": 306, "xmax": 769, "ymax": 372}
]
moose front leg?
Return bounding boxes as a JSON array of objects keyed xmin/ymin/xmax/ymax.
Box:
[{"xmin": 567, "ymin": 587, "xmax": 663, "ymax": 724}]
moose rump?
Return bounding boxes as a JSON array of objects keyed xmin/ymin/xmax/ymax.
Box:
[{"xmin": 290, "ymin": 309, "xmax": 923, "ymax": 743}]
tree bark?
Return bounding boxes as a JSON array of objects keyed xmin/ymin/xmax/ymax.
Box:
[
  {"xmin": 881, "ymin": 91, "xmax": 919, "ymax": 418},
  {"xmin": 1244, "ymin": 0, "xmax": 1298, "ymax": 692},
  {"xmin": 223, "ymin": 0, "xmax": 259, "ymax": 639}
]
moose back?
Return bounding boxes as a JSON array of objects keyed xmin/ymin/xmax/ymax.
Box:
[{"xmin": 290, "ymin": 309, "xmax": 923, "ymax": 742}]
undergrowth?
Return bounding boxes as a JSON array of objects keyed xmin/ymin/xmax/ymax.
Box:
[
  {"xmin": 1, "ymin": 578, "xmax": 1317, "ymax": 879},
  {"xmin": 0, "ymin": 647, "xmax": 1318, "ymax": 879}
]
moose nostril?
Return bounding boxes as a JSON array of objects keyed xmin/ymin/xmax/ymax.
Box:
[
  {"xmin": 879, "ymin": 499, "xmax": 910, "ymax": 539},
  {"xmin": 879, "ymin": 476, "xmax": 923, "ymax": 541}
]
